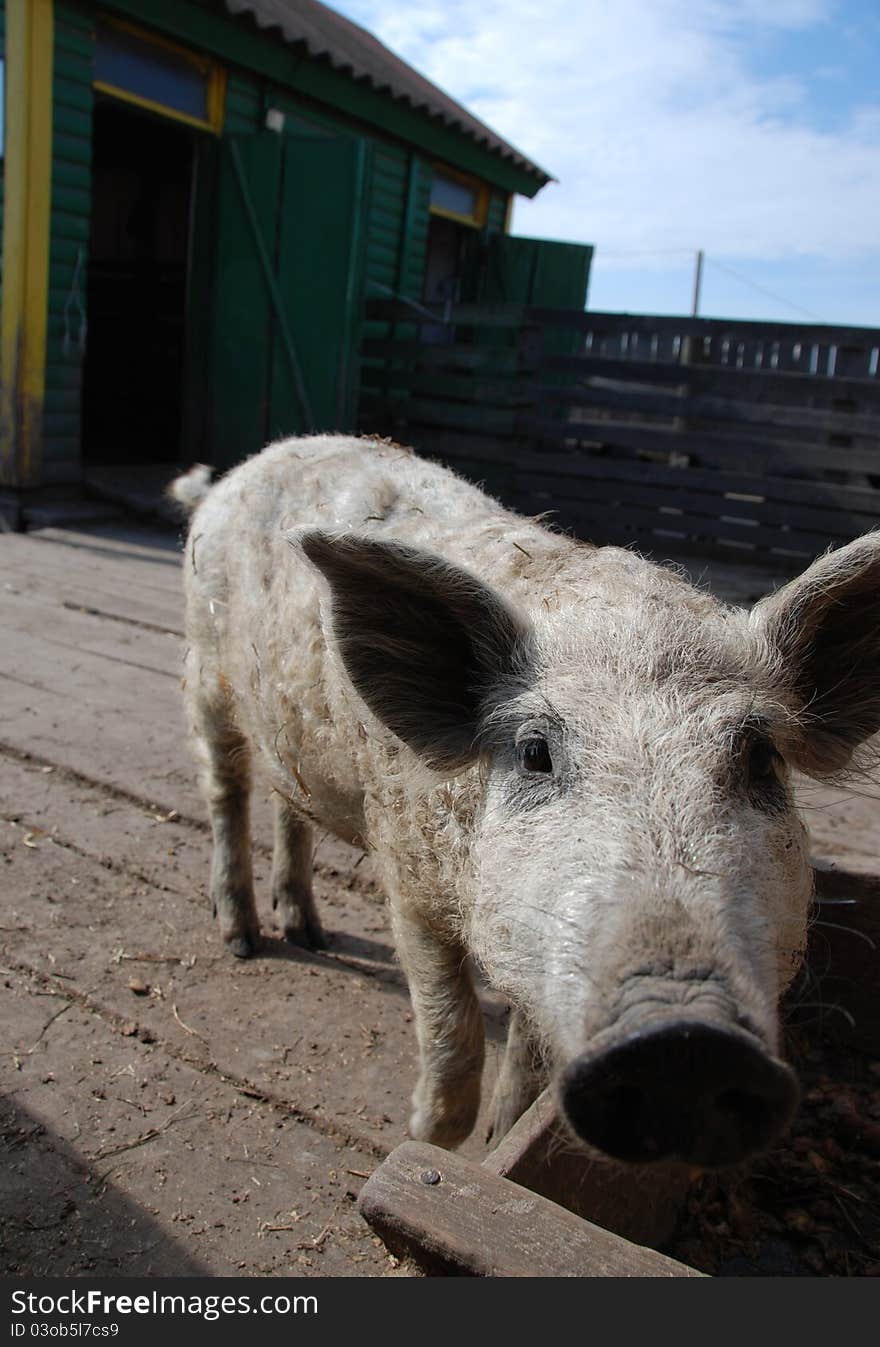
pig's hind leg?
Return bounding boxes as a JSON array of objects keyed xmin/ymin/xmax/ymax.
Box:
[
  {"xmin": 271, "ymin": 796, "xmax": 326, "ymax": 950},
  {"xmin": 187, "ymin": 667, "xmax": 260, "ymax": 959}
]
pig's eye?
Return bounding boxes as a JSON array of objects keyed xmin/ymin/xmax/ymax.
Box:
[
  {"xmin": 517, "ymin": 736, "xmax": 553, "ymax": 775},
  {"xmin": 747, "ymin": 736, "xmax": 778, "ymax": 785}
]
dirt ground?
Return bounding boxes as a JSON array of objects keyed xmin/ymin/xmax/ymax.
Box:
[{"xmin": 0, "ymin": 519, "xmax": 877, "ymax": 1278}]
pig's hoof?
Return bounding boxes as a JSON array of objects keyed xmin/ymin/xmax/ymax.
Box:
[
  {"xmin": 283, "ymin": 918, "xmax": 328, "ymax": 952},
  {"xmin": 486, "ymin": 1097, "xmax": 528, "ymax": 1145},
  {"xmin": 485, "ymin": 1114, "xmax": 515, "ymax": 1146},
  {"xmin": 226, "ymin": 933, "xmax": 257, "ymax": 959},
  {"xmin": 409, "ymin": 1097, "xmax": 478, "ymax": 1150}
]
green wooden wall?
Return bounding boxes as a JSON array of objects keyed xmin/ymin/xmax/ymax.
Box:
[
  {"xmin": 0, "ymin": 0, "xmax": 5, "ymax": 325},
  {"xmin": 207, "ymin": 70, "xmax": 369, "ymax": 464},
  {"xmin": 221, "ymin": 72, "xmax": 438, "ymax": 314},
  {"xmin": 30, "ymin": 1, "xmax": 514, "ymax": 480},
  {"xmin": 198, "ymin": 64, "xmax": 495, "ymax": 466},
  {"xmin": 0, "ymin": 0, "xmax": 6, "ymax": 320},
  {"xmin": 45, "ymin": 0, "xmax": 93, "ymax": 482}
]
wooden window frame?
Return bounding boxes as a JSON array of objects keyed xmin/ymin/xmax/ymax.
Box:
[
  {"xmin": 429, "ymin": 163, "xmax": 489, "ymax": 229},
  {"xmin": 93, "ymin": 15, "xmax": 226, "ymax": 135}
]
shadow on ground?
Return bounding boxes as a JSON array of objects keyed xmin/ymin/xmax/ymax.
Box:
[{"xmin": 0, "ymin": 1093, "xmax": 208, "ymax": 1276}]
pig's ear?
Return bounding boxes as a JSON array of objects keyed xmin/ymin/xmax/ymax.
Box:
[
  {"xmin": 751, "ymin": 532, "xmax": 880, "ymax": 776},
  {"xmin": 298, "ymin": 531, "xmax": 529, "ymax": 772}
]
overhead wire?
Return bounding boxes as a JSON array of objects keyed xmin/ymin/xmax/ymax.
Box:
[
  {"xmin": 592, "ymin": 245, "xmax": 828, "ymax": 322},
  {"xmin": 702, "ymin": 256, "xmax": 827, "ymax": 322}
]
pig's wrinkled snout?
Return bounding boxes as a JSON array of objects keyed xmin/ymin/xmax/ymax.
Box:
[{"xmin": 560, "ymin": 1021, "xmax": 799, "ymax": 1168}]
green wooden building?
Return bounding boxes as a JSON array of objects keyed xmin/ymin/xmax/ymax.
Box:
[{"xmin": 0, "ymin": 0, "xmax": 591, "ymax": 489}]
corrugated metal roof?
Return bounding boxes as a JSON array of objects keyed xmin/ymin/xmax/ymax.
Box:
[{"xmin": 223, "ymin": 0, "xmax": 551, "ymax": 185}]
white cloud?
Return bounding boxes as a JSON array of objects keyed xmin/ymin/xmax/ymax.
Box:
[{"xmin": 341, "ymin": 0, "xmax": 880, "ymax": 271}]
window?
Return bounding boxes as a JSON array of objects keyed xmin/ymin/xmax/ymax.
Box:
[
  {"xmin": 430, "ymin": 166, "xmax": 488, "ymax": 228},
  {"xmin": 94, "ymin": 19, "xmax": 225, "ymax": 133}
]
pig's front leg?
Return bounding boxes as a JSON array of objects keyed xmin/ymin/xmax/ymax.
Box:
[
  {"xmin": 487, "ymin": 1008, "xmax": 546, "ymax": 1143},
  {"xmin": 392, "ymin": 907, "xmax": 485, "ymax": 1149}
]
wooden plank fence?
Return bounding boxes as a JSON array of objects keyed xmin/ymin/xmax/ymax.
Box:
[{"xmin": 359, "ymin": 301, "xmax": 880, "ymax": 570}]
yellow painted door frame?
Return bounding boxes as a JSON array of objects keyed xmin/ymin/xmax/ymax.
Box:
[{"xmin": 0, "ymin": 0, "xmax": 54, "ymax": 487}]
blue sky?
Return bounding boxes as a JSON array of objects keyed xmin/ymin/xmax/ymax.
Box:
[{"xmin": 333, "ymin": 0, "xmax": 880, "ymax": 326}]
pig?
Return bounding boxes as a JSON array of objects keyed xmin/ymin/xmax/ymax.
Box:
[{"xmin": 169, "ymin": 433, "xmax": 880, "ymax": 1169}]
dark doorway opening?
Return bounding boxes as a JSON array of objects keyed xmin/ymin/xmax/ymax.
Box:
[
  {"xmin": 82, "ymin": 100, "xmax": 194, "ymax": 464},
  {"xmin": 421, "ymin": 215, "xmax": 487, "ymax": 346}
]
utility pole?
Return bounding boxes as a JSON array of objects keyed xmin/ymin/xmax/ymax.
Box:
[{"xmin": 691, "ymin": 249, "xmax": 704, "ymax": 317}]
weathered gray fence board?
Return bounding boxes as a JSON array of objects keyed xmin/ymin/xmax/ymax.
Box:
[
  {"xmin": 368, "ymin": 396, "xmax": 877, "ymax": 474},
  {"xmin": 520, "ymin": 475, "xmax": 868, "ymax": 554},
  {"xmin": 533, "ymin": 381, "xmax": 880, "ymax": 438},
  {"xmin": 362, "ymin": 338, "xmax": 521, "ymax": 372},
  {"xmin": 517, "ymin": 462, "xmax": 879, "ymax": 539},
  {"xmin": 416, "ymin": 442, "xmax": 878, "ymax": 559},
  {"xmin": 359, "ymin": 303, "xmax": 880, "ymax": 571},
  {"xmin": 534, "ymin": 498, "xmax": 828, "ymax": 559},
  {"xmin": 366, "ymin": 299, "xmax": 880, "ymax": 354},
  {"xmin": 362, "ymin": 393, "xmax": 517, "ymax": 436},
  {"xmin": 520, "ymin": 417, "xmax": 880, "ymax": 476},
  {"xmin": 364, "ymin": 367, "xmax": 527, "ymax": 406},
  {"xmin": 502, "ymin": 448, "xmax": 880, "ymax": 515},
  {"xmin": 542, "ymin": 353, "xmax": 880, "ymax": 408},
  {"xmin": 549, "ymin": 308, "xmax": 880, "ymax": 351}
]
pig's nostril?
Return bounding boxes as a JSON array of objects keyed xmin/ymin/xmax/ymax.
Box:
[{"xmin": 560, "ymin": 1021, "xmax": 799, "ymax": 1168}]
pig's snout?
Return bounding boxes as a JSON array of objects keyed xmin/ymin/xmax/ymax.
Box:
[{"xmin": 560, "ymin": 1021, "xmax": 798, "ymax": 1168}]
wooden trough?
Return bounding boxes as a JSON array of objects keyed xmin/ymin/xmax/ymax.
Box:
[{"xmin": 358, "ymin": 861, "xmax": 878, "ymax": 1277}]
